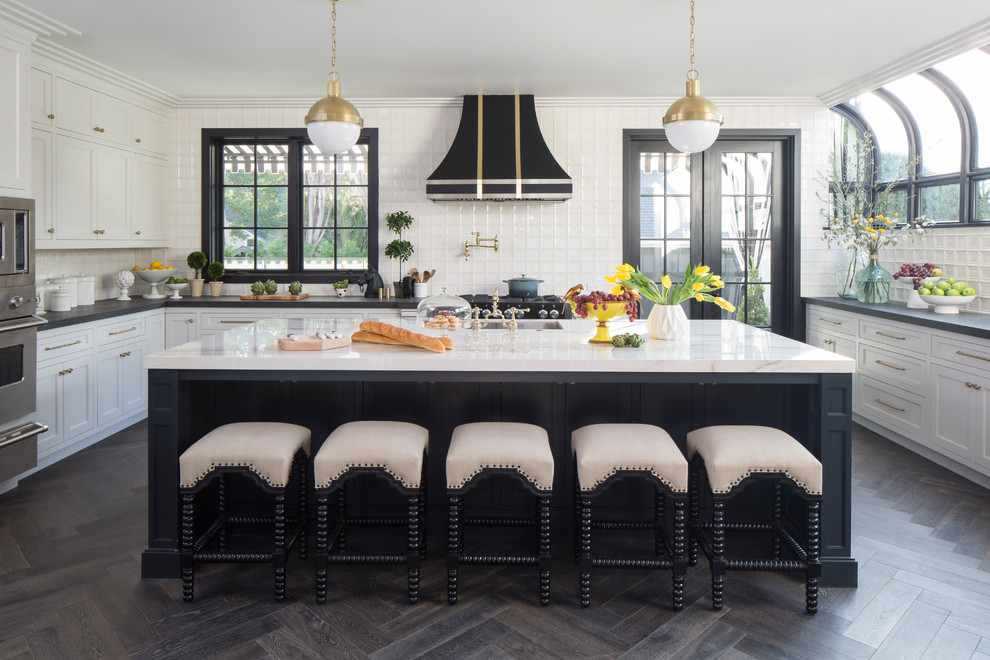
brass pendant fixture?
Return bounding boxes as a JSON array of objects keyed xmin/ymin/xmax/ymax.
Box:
[
  {"xmin": 662, "ymin": 0, "xmax": 723, "ymax": 153},
  {"xmin": 305, "ymin": 0, "xmax": 364, "ymax": 155}
]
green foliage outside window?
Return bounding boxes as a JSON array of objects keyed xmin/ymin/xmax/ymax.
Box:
[{"xmin": 735, "ymin": 255, "xmax": 770, "ymax": 327}]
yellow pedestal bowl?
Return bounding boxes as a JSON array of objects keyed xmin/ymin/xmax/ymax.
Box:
[{"xmin": 584, "ymin": 301, "xmax": 628, "ymax": 344}]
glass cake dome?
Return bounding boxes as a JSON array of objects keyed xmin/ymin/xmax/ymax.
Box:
[{"xmin": 416, "ymin": 287, "xmax": 472, "ymax": 334}]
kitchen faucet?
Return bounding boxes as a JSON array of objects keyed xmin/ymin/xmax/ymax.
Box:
[{"xmin": 470, "ymin": 289, "xmax": 528, "ymax": 331}]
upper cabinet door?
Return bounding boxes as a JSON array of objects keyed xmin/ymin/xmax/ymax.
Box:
[
  {"xmin": 54, "ymin": 78, "xmax": 130, "ymax": 146},
  {"xmin": 131, "ymin": 107, "xmax": 168, "ymax": 156},
  {"xmin": 31, "ymin": 68, "xmax": 53, "ymax": 127},
  {"xmin": 0, "ymin": 32, "xmax": 29, "ymax": 193}
]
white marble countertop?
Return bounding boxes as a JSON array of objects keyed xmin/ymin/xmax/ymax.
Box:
[{"xmin": 146, "ymin": 317, "xmax": 855, "ymax": 375}]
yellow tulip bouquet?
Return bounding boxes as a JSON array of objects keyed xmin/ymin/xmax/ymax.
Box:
[{"xmin": 607, "ymin": 263, "xmax": 736, "ymax": 312}]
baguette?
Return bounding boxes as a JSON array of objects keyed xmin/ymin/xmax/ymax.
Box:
[
  {"xmin": 357, "ymin": 321, "xmax": 447, "ymax": 353},
  {"xmin": 351, "ymin": 330, "xmax": 455, "ymax": 351}
]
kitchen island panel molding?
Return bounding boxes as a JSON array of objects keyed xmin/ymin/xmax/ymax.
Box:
[{"xmin": 141, "ymin": 319, "xmax": 857, "ymax": 587}]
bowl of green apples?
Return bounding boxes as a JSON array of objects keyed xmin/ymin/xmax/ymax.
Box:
[{"xmin": 918, "ymin": 275, "xmax": 977, "ymax": 314}]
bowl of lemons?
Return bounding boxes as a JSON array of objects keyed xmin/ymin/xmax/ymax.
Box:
[
  {"xmin": 918, "ymin": 277, "xmax": 977, "ymax": 314},
  {"xmin": 133, "ymin": 261, "xmax": 175, "ymax": 298}
]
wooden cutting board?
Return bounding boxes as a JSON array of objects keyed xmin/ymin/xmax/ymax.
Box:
[
  {"xmin": 276, "ymin": 334, "xmax": 349, "ymax": 351},
  {"xmin": 240, "ymin": 293, "xmax": 311, "ymax": 300}
]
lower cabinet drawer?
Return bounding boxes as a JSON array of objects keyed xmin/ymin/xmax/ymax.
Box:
[
  {"xmin": 931, "ymin": 333, "xmax": 990, "ymax": 372},
  {"xmin": 96, "ymin": 316, "xmax": 146, "ymax": 346},
  {"xmin": 38, "ymin": 327, "xmax": 95, "ymax": 363},
  {"xmin": 858, "ymin": 374, "xmax": 926, "ymax": 442},
  {"xmin": 858, "ymin": 343, "xmax": 927, "ymax": 394},
  {"xmin": 807, "ymin": 305, "xmax": 858, "ymax": 338},
  {"xmin": 859, "ymin": 318, "xmax": 928, "ymax": 355},
  {"xmin": 200, "ymin": 312, "xmax": 276, "ymax": 330}
]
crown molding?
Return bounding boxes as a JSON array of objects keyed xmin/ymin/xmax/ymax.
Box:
[
  {"xmin": 32, "ymin": 39, "xmax": 179, "ymax": 107},
  {"xmin": 0, "ymin": 0, "xmax": 80, "ymax": 40},
  {"xmin": 175, "ymin": 95, "xmax": 825, "ymax": 109},
  {"xmin": 818, "ymin": 19, "xmax": 990, "ymax": 106}
]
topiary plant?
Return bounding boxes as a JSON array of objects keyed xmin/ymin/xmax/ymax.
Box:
[
  {"xmin": 206, "ymin": 261, "xmax": 224, "ymax": 282},
  {"xmin": 264, "ymin": 279, "xmax": 278, "ymax": 295},
  {"xmin": 288, "ymin": 281, "xmax": 302, "ymax": 295},
  {"xmin": 384, "ymin": 210, "xmax": 415, "ymax": 277},
  {"xmin": 250, "ymin": 281, "xmax": 265, "ymax": 295},
  {"xmin": 186, "ymin": 251, "xmax": 208, "ymax": 279}
]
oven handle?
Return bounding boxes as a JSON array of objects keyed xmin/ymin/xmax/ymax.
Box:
[
  {"xmin": 0, "ymin": 316, "xmax": 47, "ymax": 333},
  {"xmin": 0, "ymin": 422, "xmax": 48, "ymax": 451}
]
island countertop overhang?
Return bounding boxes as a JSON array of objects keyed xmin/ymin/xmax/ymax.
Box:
[{"xmin": 145, "ymin": 319, "xmax": 855, "ymax": 375}]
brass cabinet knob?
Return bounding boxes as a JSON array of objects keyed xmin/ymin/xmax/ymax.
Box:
[
  {"xmin": 93, "ymin": 229, "xmax": 100, "ymax": 234},
  {"xmin": 47, "ymin": 113, "xmax": 54, "ymax": 119},
  {"xmin": 135, "ymin": 230, "xmax": 141, "ymax": 235},
  {"xmin": 47, "ymin": 228, "xmax": 54, "ymax": 234},
  {"xmin": 135, "ymin": 138, "xmax": 141, "ymax": 143},
  {"xmin": 187, "ymin": 319, "xmax": 194, "ymax": 324}
]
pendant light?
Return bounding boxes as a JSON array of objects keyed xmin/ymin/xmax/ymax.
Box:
[
  {"xmin": 305, "ymin": 0, "xmax": 363, "ymax": 155},
  {"xmin": 662, "ymin": 0, "xmax": 723, "ymax": 153}
]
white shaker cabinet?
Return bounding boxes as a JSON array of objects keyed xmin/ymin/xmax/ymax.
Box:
[
  {"xmin": 35, "ymin": 353, "xmax": 96, "ymax": 460},
  {"xmin": 131, "ymin": 154, "xmax": 168, "ymax": 243},
  {"xmin": 30, "ymin": 67, "xmax": 53, "ymax": 127},
  {"xmin": 0, "ymin": 30, "xmax": 30, "ymax": 194},
  {"xmin": 54, "ymin": 135, "xmax": 129, "ymax": 240},
  {"xmin": 55, "ymin": 78, "xmax": 130, "ymax": 146},
  {"xmin": 31, "ymin": 129, "xmax": 54, "ymax": 242},
  {"xmin": 930, "ymin": 363, "xmax": 983, "ymax": 461},
  {"xmin": 130, "ymin": 106, "xmax": 168, "ymax": 156},
  {"xmin": 165, "ymin": 312, "xmax": 199, "ymax": 348},
  {"xmin": 96, "ymin": 339, "xmax": 146, "ymax": 427}
]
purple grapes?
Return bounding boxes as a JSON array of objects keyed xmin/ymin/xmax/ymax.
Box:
[{"xmin": 893, "ymin": 262, "xmax": 940, "ymax": 290}]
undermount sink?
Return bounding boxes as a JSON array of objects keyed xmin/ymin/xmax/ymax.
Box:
[{"xmin": 472, "ymin": 319, "xmax": 564, "ymax": 330}]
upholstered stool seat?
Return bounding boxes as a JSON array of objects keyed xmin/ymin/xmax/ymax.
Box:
[
  {"xmin": 313, "ymin": 421, "xmax": 429, "ymax": 604},
  {"xmin": 446, "ymin": 422, "xmax": 554, "ymax": 606},
  {"xmin": 687, "ymin": 425, "xmax": 823, "ymax": 614},
  {"xmin": 572, "ymin": 423, "xmax": 688, "ymax": 609},
  {"xmin": 179, "ymin": 422, "xmax": 310, "ymax": 602}
]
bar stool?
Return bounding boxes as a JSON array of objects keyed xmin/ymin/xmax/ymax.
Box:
[
  {"xmin": 179, "ymin": 422, "xmax": 310, "ymax": 602},
  {"xmin": 446, "ymin": 422, "xmax": 554, "ymax": 606},
  {"xmin": 687, "ymin": 425, "xmax": 822, "ymax": 614},
  {"xmin": 572, "ymin": 423, "xmax": 688, "ymax": 609},
  {"xmin": 312, "ymin": 421, "xmax": 428, "ymax": 604}
]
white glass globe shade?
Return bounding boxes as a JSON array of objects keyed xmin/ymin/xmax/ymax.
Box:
[
  {"xmin": 663, "ymin": 119, "xmax": 721, "ymax": 154},
  {"xmin": 307, "ymin": 120, "xmax": 361, "ymax": 155}
]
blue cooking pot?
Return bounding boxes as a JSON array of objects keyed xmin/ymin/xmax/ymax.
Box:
[{"xmin": 503, "ymin": 274, "xmax": 544, "ymax": 299}]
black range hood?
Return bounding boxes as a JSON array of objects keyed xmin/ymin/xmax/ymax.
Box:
[{"xmin": 426, "ymin": 95, "xmax": 572, "ymax": 201}]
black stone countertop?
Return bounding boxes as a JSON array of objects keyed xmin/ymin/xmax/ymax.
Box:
[
  {"xmin": 805, "ymin": 297, "xmax": 990, "ymax": 341},
  {"xmin": 39, "ymin": 295, "xmax": 422, "ymax": 331}
]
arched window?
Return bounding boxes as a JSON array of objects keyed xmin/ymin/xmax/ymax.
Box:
[{"xmin": 832, "ymin": 45, "xmax": 990, "ymax": 226}]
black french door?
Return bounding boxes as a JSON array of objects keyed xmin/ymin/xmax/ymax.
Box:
[{"xmin": 623, "ymin": 130, "xmax": 800, "ymax": 337}]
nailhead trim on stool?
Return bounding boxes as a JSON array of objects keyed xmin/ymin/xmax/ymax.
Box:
[
  {"xmin": 446, "ymin": 422, "xmax": 553, "ymax": 606},
  {"xmin": 179, "ymin": 422, "xmax": 310, "ymax": 603},
  {"xmin": 571, "ymin": 424, "xmax": 688, "ymax": 610},
  {"xmin": 687, "ymin": 425, "xmax": 822, "ymax": 614},
  {"xmin": 313, "ymin": 421, "xmax": 429, "ymax": 605}
]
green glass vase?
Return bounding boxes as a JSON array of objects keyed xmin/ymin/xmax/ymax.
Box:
[{"xmin": 854, "ymin": 254, "xmax": 892, "ymax": 304}]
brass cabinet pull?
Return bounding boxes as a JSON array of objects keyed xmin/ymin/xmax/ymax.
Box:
[
  {"xmin": 823, "ymin": 339, "xmax": 833, "ymax": 346},
  {"xmin": 47, "ymin": 113, "xmax": 54, "ymax": 119},
  {"xmin": 47, "ymin": 228, "xmax": 54, "ymax": 234},
  {"xmin": 874, "ymin": 398, "xmax": 905, "ymax": 412},
  {"xmin": 120, "ymin": 351, "xmax": 130, "ymax": 358},
  {"xmin": 93, "ymin": 126, "xmax": 105, "ymax": 133},
  {"xmin": 135, "ymin": 230, "xmax": 141, "ymax": 235},
  {"xmin": 134, "ymin": 138, "xmax": 141, "ymax": 143},
  {"xmin": 45, "ymin": 339, "xmax": 82, "ymax": 351},
  {"xmin": 93, "ymin": 229, "xmax": 105, "ymax": 235},
  {"xmin": 956, "ymin": 350, "xmax": 990, "ymax": 363},
  {"xmin": 108, "ymin": 326, "xmax": 137, "ymax": 335},
  {"xmin": 58, "ymin": 368, "xmax": 74, "ymax": 376},
  {"xmin": 874, "ymin": 359, "xmax": 906, "ymax": 371},
  {"xmin": 876, "ymin": 331, "xmax": 906, "ymax": 341},
  {"xmin": 220, "ymin": 320, "xmax": 254, "ymax": 324},
  {"xmin": 966, "ymin": 382, "xmax": 983, "ymax": 391},
  {"xmin": 818, "ymin": 317, "xmax": 842, "ymax": 326},
  {"xmin": 187, "ymin": 319, "xmax": 194, "ymax": 324}
]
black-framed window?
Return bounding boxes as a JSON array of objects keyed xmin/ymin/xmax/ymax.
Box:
[
  {"xmin": 202, "ymin": 128, "xmax": 378, "ymax": 283},
  {"xmin": 832, "ymin": 45, "xmax": 990, "ymax": 227}
]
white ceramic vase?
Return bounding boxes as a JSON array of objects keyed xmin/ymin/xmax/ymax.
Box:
[{"xmin": 646, "ymin": 304, "xmax": 689, "ymax": 340}]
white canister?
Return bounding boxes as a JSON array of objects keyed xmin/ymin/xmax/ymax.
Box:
[
  {"xmin": 51, "ymin": 276, "xmax": 78, "ymax": 308},
  {"xmin": 413, "ymin": 282, "xmax": 429, "ymax": 298},
  {"xmin": 76, "ymin": 275, "xmax": 96, "ymax": 306},
  {"xmin": 49, "ymin": 288, "xmax": 71, "ymax": 313}
]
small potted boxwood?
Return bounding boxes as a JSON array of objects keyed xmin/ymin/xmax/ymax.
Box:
[
  {"xmin": 332, "ymin": 279, "xmax": 349, "ymax": 297},
  {"xmin": 384, "ymin": 210, "xmax": 414, "ymax": 297},
  {"xmin": 206, "ymin": 261, "xmax": 225, "ymax": 297},
  {"xmin": 186, "ymin": 251, "xmax": 208, "ymax": 297}
]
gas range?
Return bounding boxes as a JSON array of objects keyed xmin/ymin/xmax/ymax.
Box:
[{"xmin": 458, "ymin": 294, "xmax": 571, "ymax": 320}]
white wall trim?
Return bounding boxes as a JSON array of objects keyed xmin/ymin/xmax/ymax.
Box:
[
  {"xmin": 818, "ymin": 19, "xmax": 990, "ymax": 106},
  {"xmin": 32, "ymin": 39, "xmax": 179, "ymax": 108},
  {"xmin": 174, "ymin": 95, "xmax": 825, "ymax": 109}
]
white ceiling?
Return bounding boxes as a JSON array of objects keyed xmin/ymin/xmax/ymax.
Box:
[{"xmin": 11, "ymin": 0, "xmax": 990, "ymax": 101}]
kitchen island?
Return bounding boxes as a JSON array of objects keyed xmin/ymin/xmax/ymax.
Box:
[{"xmin": 142, "ymin": 318, "xmax": 857, "ymax": 586}]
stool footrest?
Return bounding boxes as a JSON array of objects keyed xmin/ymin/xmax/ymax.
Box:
[
  {"xmin": 195, "ymin": 551, "xmax": 270, "ymax": 563},
  {"xmin": 726, "ymin": 558, "xmax": 807, "ymax": 572},
  {"xmin": 593, "ymin": 520, "xmax": 657, "ymax": 531},
  {"xmin": 327, "ymin": 554, "xmax": 406, "ymax": 565},
  {"xmin": 464, "ymin": 516, "xmax": 535, "ymax": 528},
  {"xmin": 460, "ymin": 554, "xmax": 539, "ymax": 566},
  {"xmin": 343, "ymin": 516, "xmax": 407, "ymax": 527},
  {"xmin": 592, "ymin": 556, "xmax": 674, "ymax": 570},
  {"xmin": 697, "ymin": 521, "xmax": 775, "ymax": 532}
]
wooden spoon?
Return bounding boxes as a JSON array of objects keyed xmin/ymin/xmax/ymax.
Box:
[
  {"xmin": 423, "ymin": 269, "xmax": 436, "ymax": 283},
  {"xmin": 411, "ymin": 268, "xmax": 420, "ymax": 283}
]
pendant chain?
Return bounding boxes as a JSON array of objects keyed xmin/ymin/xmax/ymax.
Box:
[
  {"xmin": 329, "ymin": 0, "xmax": 339, "ymax": 82},
  {"xmin": 687, "ymin": 0, "xmax": 698, "ymax": 80}
]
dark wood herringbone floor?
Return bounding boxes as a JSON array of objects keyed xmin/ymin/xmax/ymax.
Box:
[{"xmin": 1, "ymin": 422, "xmax": 989, "ymax": 659}]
